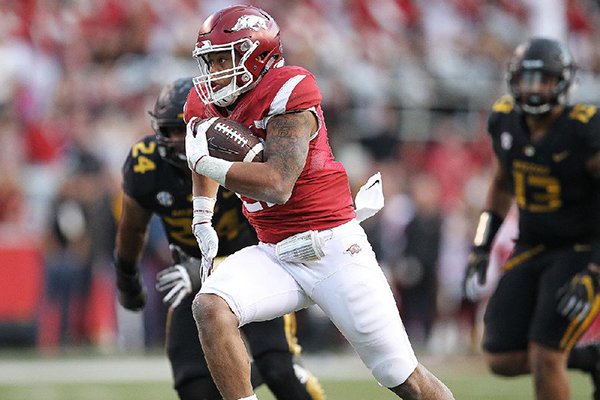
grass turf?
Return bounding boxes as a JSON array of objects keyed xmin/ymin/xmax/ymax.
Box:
[
  {"xmin": 0, "ymin": 372, "xmax": 593, "ymax": 400},
  {"xmin": 0, "ymin": 350, "xmax": 594, "ymax": 399}
]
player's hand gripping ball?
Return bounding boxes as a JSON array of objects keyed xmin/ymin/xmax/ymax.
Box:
[{"xmin": 197, "ymin": 117, "xmax": 265, "ymax": 162}]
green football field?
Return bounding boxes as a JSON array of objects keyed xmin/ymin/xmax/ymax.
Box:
[
  {"xmin": 0, "ymin": 352, "xmax": 594, "ymax": 399},
  {"xmin": 0, "ymin": 374, "xmax": 593, "ymax": 400}
]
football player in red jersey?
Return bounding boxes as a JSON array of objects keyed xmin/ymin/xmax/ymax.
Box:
[
  {"xmin": 114, "ymin": 77, "xmax": 325, "ymax": 400},
  {"xmin": 183, "ymin": 5, "xmax": 454, "ymax": 400},
  {"xmin": 463, "ymin": 37, "xmax": 600, "ymax": 400}
]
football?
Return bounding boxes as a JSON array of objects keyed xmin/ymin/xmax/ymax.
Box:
[{"xmin": 204, "ymin": 117, "xmax": 264, "ymax": 162}]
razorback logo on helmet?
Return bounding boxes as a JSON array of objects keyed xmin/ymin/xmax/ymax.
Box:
[{"xmin": 231, "ymin": 15, "xmax": 268, "ymax": 32}]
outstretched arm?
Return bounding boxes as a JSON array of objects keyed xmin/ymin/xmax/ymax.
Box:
[
  {"xmin": 484, "ymin": 156, "xmax": 513, "ymax": 220},
  {"xmin": 463, "ymin": 155, "xmax": 513, "ymax": 299},
  {"xmin": 114, "ymin": 194, "xmax": 152, "ymax": 311}
]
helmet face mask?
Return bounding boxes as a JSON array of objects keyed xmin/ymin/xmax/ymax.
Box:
[
  {"xmin": 510, "ymin": 70, "xmax": 564, "ymax": 115},
  {"xmin": 192, "ymin": 5, "xmax": 283, "ymax": 107},
  {"xmin": 507, "ymin": 38, "xmax": 575, "ymax": 116},
  {"xmin": 150, "ymin": 77, "xmax": 194, "ymax": 169},
  {"xmin": 154, "ymin": 124, "xmax": 187, "ymax": 169},
  {"xmin": 192, "ymin": 39, "xmax": 257, "ymax": 107}
]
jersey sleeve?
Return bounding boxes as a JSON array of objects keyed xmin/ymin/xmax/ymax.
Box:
[
  {"xmin": 121, "ymin": 136, "xmax": 160, "ymax": 203},
  {"xmin": 487, "ymin": 96, "xmax": 516, "ymax": 157},
  {"xmin": 487, "ymin": 96, "xmax": 514, "ymax": 134},
  {"xmin": 284, "ymin": 70, "xmax": 322, "ymax": 112},
  {"xmin": 262, "ymin": 67, "xmax": 322, "ymax": 121}
]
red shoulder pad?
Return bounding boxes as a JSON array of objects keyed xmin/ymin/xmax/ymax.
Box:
[{"xmin": 261, "ymin": 66, "xmax": 322, "ymax": 114}]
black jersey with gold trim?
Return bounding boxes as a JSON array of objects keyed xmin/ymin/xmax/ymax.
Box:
[
  {"xmin": 122, "ymin": 135, "xmax": 257, "ymax": 258},
  {"xmin": 488, "ymin": 96, "xmax": 600, "ymax": 246}
]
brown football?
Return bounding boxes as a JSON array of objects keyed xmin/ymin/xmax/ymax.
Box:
[{"xmin": 204, "ymin": 117, "xmax": 264, "ymax": 162}]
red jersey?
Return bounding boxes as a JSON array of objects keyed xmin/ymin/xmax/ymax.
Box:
[{"xmin": 185, "ymin": 65, "xmax": 356, "ymax": 243}]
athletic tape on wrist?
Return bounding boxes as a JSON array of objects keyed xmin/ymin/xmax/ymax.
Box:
[
  {"xmin": 473, "ymin": 210, "xmax": 503, "ymax": 250},
  {"xmin": 194, "ymin": 156, "xmax": 232, "ymax": 186},
  {"xmin": 193, "ymin": 196, "xmax": 216, "ymax": 224}
]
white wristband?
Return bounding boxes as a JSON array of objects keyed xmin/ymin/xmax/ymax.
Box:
[
  {"xmin": 194, "ymin": 156, "xmax": 233, "ymax": 186},
  {"xmin": 193, "ymin": 196, "xmax": 216, "ymax": 224}
]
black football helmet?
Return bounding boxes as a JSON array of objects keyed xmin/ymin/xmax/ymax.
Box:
[
  {"xmin": 149, "ymin": 77, "xmax": 194, "ymax": 169},
  {"xmin": 507, "ymin": 37, "xmax": 575, "ymax": 116}
]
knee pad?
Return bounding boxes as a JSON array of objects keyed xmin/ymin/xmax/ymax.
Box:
[
  {"xmin": 372, "ymin": 356, "xmax": 418, "ymax": 388},
  {"xmin": 176, "ymin": 376, "xmax": 220, "ymax": 400}
]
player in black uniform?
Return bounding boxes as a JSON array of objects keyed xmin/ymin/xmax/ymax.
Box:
[
  {"xmin": 463, "ymin": 37, "xmax": 600, "ymax": 400},
  {"xmin": 113, "ymin": 78, "xmax": 325, "ymax": 400}
]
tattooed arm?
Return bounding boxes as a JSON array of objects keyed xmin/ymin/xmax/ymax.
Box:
[{"xmin": 222, "ymin": 111, "xmax": 316, "ymax": 204}]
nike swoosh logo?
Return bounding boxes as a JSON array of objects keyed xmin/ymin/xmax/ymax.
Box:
[
  {"xmin": 552, "ymin": 151, "xmax": 570, "ymax": 162},
  {"xmin": 207, "ymin": 137, "xmax": 239, "ymax": 155},
  {"xmin": 367, "ymin": 179, "xmax": 380, "ymax": 190}
]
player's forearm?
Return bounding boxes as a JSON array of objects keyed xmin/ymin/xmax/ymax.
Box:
[
  {"xmin": 485, "ymin": 159, "xmax": 513, "ymax": 219},
  {"xmin": 114, "ymin": 224, "xmax": 148, "ymax": 311},
  {"xmin": 192, "ymin": 173, "xmax": 219, "ymax": 198},
  {"xmin": 485, "ymin": 187, "xmax": 512, "ymax": 219},
  {"xmin": 585, "ymin": 152, "xmax": 600, "ymax": 177},
  {"xmin": 223, "ymin": 119, "xmax": 310, "ymax": 203},
  {"xmin": 115, "ymin": 228, "xmax": 148, "ymax": 267},
  {"xmin": 116, "ymin": 195, "xmax": 153, "ymax": 266},
  {"xmin": 223, "ymin": 161, "xmax": 296, "ymax": 204}
]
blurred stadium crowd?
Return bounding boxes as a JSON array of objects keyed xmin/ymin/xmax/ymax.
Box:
[{"xmin": 1, "ymin": 0, "xmax": 600, "ymax": 354}]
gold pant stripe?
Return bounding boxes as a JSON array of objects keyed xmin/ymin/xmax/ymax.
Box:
[
  {"xmin": 559, "ymin": 278, "xmax": 594, "ymax": 350},
  {"xmin": 561, "ymin": 296, "xmax": 600, "ymax": 351},
  {"xmin": 502, "ymin": 245, "xmax": 545, "ymax": 272},
  {"xmin": 560, "ymin": 277, "xmax": 594, "ymax": 350},
  {"xmin": 284, "ymin": 313, "xmax": 302, "ymax": 356}
]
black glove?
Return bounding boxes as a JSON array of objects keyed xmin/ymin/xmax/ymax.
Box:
[
  {"xmin": 114, "ymin": 257, "xmax": 147, "ymax": 312},
  {"xmin": 557, "ymin": 268, "xmax": 600, "ymax": 321},
  {"xmin": 463, "ymin": 210, "xmax": 503, "ymax": 301},
  {"xmin": 155, "ymin": 244, "xmax": 202, "ymax": 308},
  {"xmin": 168, "ymin": 244, "xmax": 202, "ymax": 292},
  {"xmin": 462, "ymin": 246, "xmax": 489, "ymax": 301}
]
